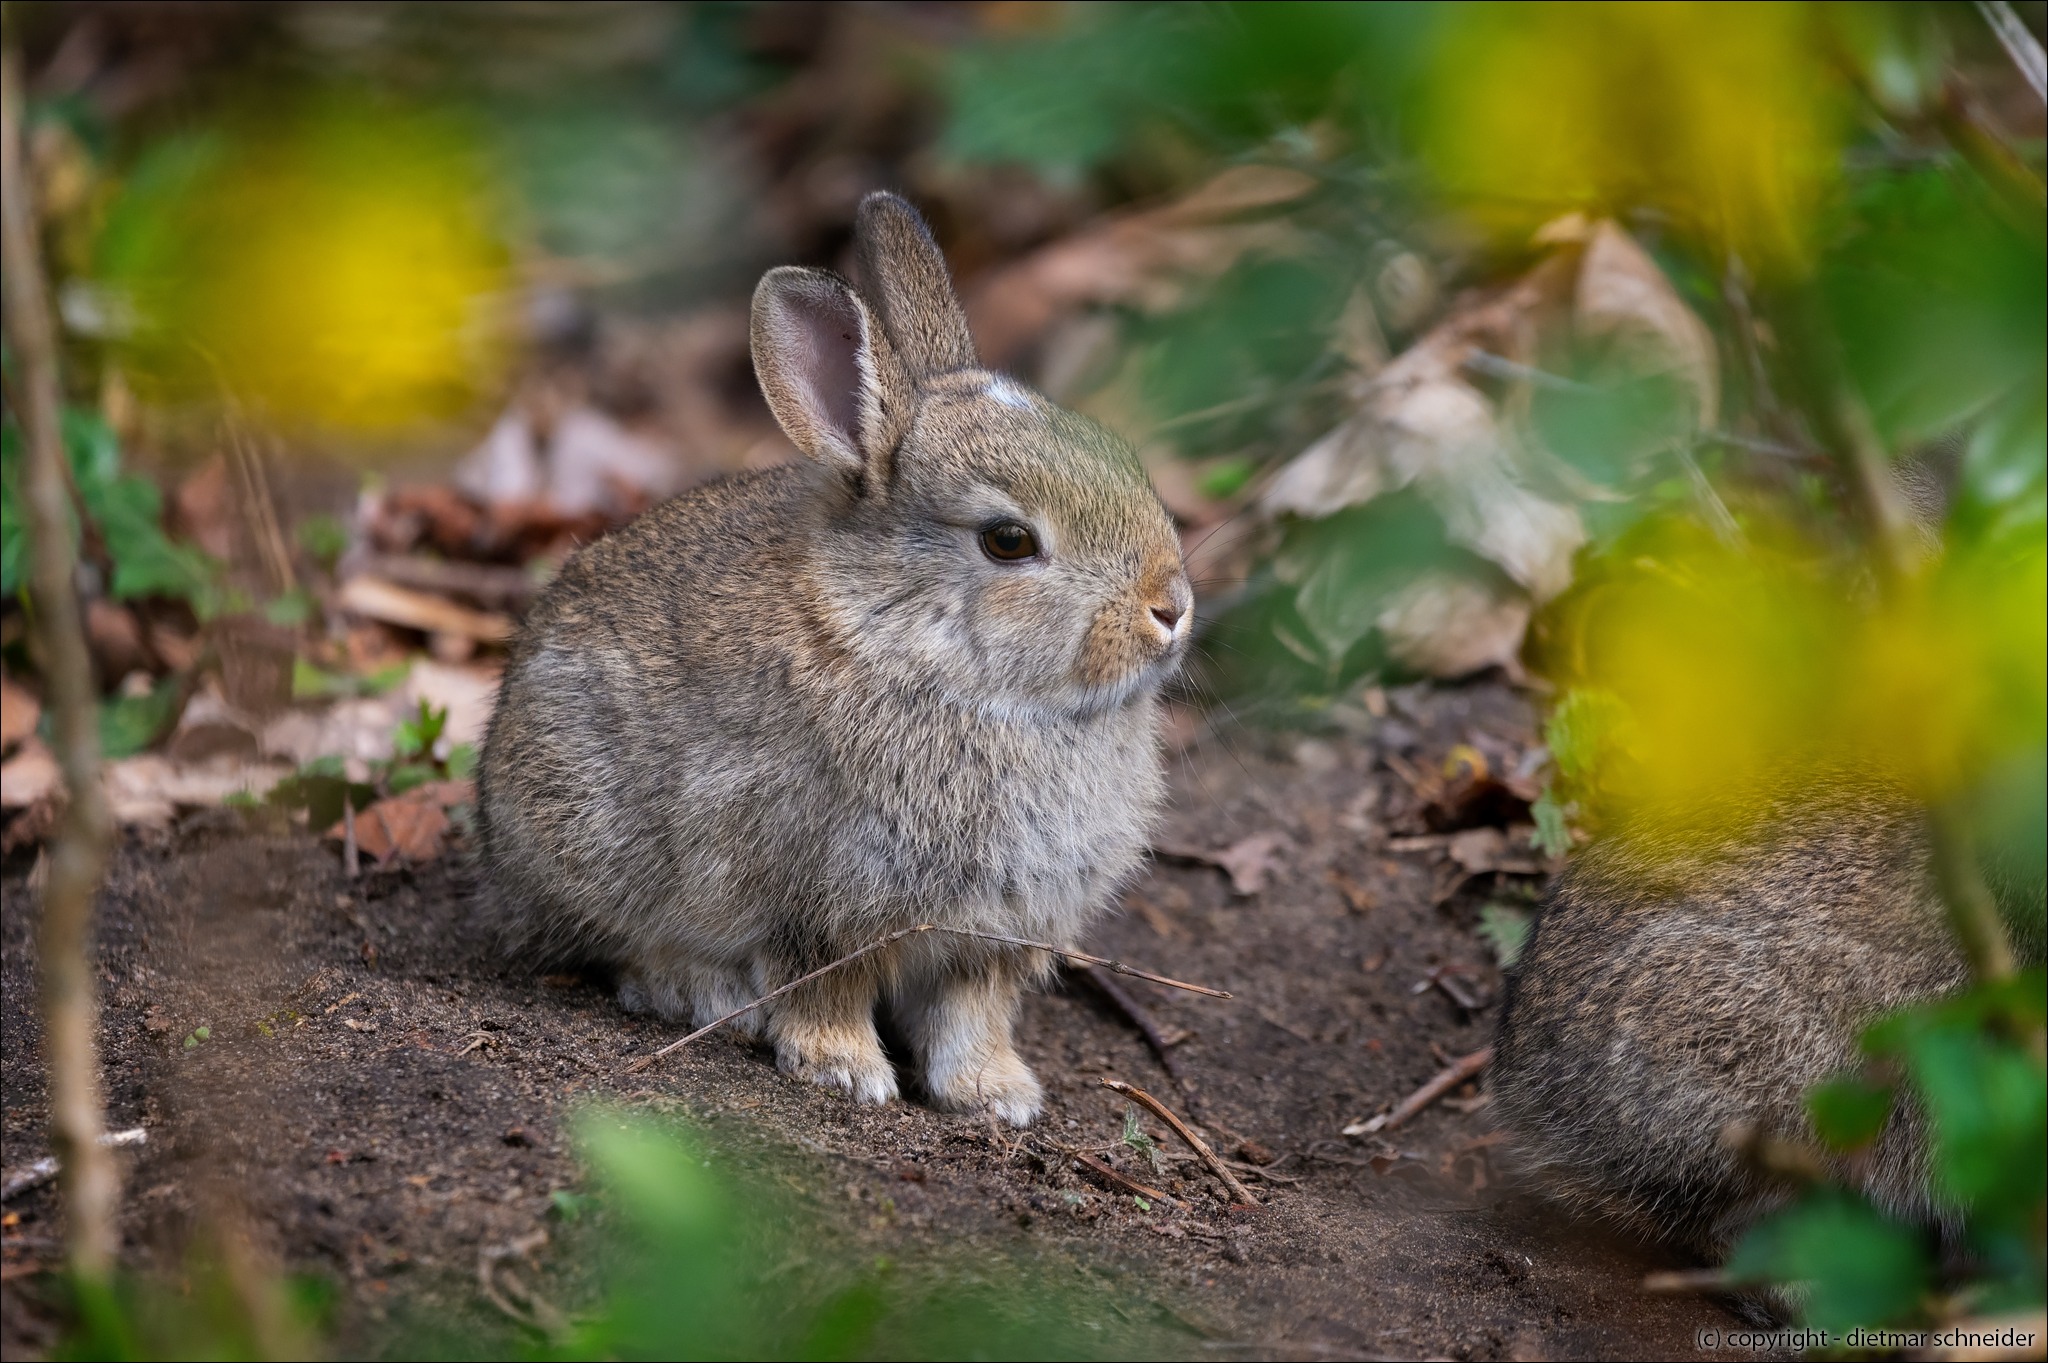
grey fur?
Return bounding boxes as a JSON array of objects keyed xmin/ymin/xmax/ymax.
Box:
[
  {"xmin": 476, "ymin": 193, "xmax": 1192, "ymax": 1126},
  {"xmin": 1492, "ymin": 787, "xmax": 1977, "ymax": 1260}
]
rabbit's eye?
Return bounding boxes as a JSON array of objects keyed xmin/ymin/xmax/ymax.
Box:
[{"xmin": 980, "ymin": 522, "xmax": 1039, "ymax": 562}]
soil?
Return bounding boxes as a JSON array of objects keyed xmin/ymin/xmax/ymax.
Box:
[{"xmin": 2, "ymin": 679, "xmax": 1747, "ymax": 1361}]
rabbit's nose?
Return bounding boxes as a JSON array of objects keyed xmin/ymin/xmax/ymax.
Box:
[{"xmin": 1150, "ymin": 602, "xmax": 1184, "ymax": 632}]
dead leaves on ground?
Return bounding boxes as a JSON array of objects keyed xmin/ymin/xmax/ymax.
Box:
[
  {"xmin": 324, "ymin": 780, "xmax": 473, "ymax": 867},
  {"xmin": 1264, "ymin": 215, "xmax": 1720, "ymax": 677}
]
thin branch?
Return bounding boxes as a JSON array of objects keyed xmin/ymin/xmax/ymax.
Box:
[
  {"xmin": 1077, "ymin": 963, "xmax": 1192, "ymax": 1092},
  {"xmin": 1101, "ymin": 1079, "xmax": 1258, "ymax": 1207},
  {"xmin": 1341, "ymin": 1047, "xmax": 1492, "ymax": 1137},
  {"xmin": 623, "ymin": 925, "xmax": 1230, "ymax": 1074},
  {"xmin": 1, "ymin": 47, "xmax": 120, "ymax": 1283},
  {"xmin": 1070, "ymin": 1150, "xmax": 1184, "ymax": 1208},
  {"xmin": 1977, "ymin": 1, "xmax": 2047, "ymax": 104}
]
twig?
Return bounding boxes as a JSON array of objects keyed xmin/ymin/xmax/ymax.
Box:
[
  {"xmin": 1, "ymin": 47, "xmax": 120, "ymax": 1284},
  {"xmin": 1978, "ymin": 1, "xmax": 2047, "ymax": 105},
  {"xmin": 1077, "ymin": 964, "xmax": 1191, "ymax": 1091},
  {"xmin": 1070, "ymin": 1150, "xmax": 1183, "ymax": 1209},
  {"xmin": 1, "ymin": 1129, "xmax": 146, "ymax": 1202},
  {"xmin": 478, "ymin": 1229, "xmax": 567, "ymax": 1338},
  {"xmin": 1101, "ymin": 1079, "xmax": 1258, "ymax": 1207},
  {"xmin": 1641, "ymin": 1268, "xmax": 1733, "ymax": 1295},
  {"xmin": 624, "ymin": 925, "xmax": 1230, "ymax": 1074},
  {"xmin": 342, "ymin": 793, "xmax": 360, "ymax": 880},
  {"xmin": 1341, "ymin": 1047, "xmax": 1492, "ymax": 1136}
]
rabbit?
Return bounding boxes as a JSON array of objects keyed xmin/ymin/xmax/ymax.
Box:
[
  {"xmin": 475, "ymin": 192, "xmax": 1192, "ymax": 1126},
  {"xmin": 1492, "ymin": 779, "xmax": 2043, "ymax": 1274}
]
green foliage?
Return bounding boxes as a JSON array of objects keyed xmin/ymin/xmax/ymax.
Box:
[
  {"xmin": 1477, "ymin": 902, "xmax": 1532, "ymax": 968},
  {"xmin": 1736, "ymin": 971, "xmax": 2048, "ymax": 1328},
  {"xmin": 943, "ymin": 3, "xmax": 1434, "ymax": 183},
  {"xmin": 1529, "ymin": 785, "xmax": 1571, "ymax": 859},
  {"xmin": 1726, "ymin": 1189, "xmax": 1935, "ymax": 1332},
  {"xmin": 1806, "ymin": 1074, "xmax": 1895, "ymax": 1153},
  {"xmin": 522, "ymin": 1108, "xmax": 1160, "ymax": 1361},
  {"xmin": 0, "ymin": 407, "xmax": 219, "ymax": 609},
  {"xmin": 294, "ymin": 513, "xmax": 351, "ymax": 568},
  {"xmin": 95, "ymin": 674, "xmax": 183, "ymax": 759}
]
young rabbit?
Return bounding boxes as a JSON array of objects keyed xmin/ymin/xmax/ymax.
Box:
[
  {"xmin": 1492, "ymin": 782, "xmax": 2040, "ymax": 1266},
  {"xmin": 476, "ymin": 193, "xmax": 1192, "ymax": 1126}
]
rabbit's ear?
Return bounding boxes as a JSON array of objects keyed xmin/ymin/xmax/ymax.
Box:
[
  {"xmin": 751, "ymin": 267, "xmax": 914, "ymax": 489},
  {"xmin": 855, "ymin": 192, "xmax": 978, "ymax": 379}
]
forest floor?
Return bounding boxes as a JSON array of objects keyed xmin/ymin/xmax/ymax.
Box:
[{"xmin": 2, "ymin": 679, "xmax": 1756, "ymax": 1361}]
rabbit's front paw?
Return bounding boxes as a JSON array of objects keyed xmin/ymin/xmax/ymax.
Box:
[
  {"xmin": 776, "ymin": 1032, "xmax": 899, "ymax": 1106},
  {"xmin": 928, "ymin": 1052, "xmax": 1043, "ymax": 1128}
]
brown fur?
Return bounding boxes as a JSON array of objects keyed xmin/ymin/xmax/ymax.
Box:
[
  {"xmin": 1492, "ymin": 784, "xmax": 1995, "ymax": 1263},
  {"xmin": 476, "ymin": 194, "xmax": 1191, "ymax": 1125}
]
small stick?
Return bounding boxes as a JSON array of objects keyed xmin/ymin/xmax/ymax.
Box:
[
  {"xmin": 1641, "ymin": 1268, "xmax": 1733, "ymax": 1296},
  {"xmin": 624, "ymin": 924, "xmax": 1229, "ymax": 1074},
  {"xmin": 342, "ymin": 794, "xmax": 360, "ymax": 880},
  {"xmin": 1102, "ymin": 1079, "xmax": 1257, "ymax": 1207},
  {"xmin": 1078, "ymin": 964, "xmax": 1191, "ymax": 1090},
  {"xmin": 1342, "ymin": 1046, "xmax": 1492, "ymax": 1136},
  {"xmin": 1071, "ymin": 1150, "xmax": 1183, "ymax": 1209}
]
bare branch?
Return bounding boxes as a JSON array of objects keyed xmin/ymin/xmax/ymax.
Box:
[
  {"xmin": 1978, "ymin": 1, "xmax": 2047, "ymax": 104},
  {"xmin": 1101, "ymin": 1079, "xmax": 1258, "ymax": 1207},
  {"xmin": 1, "ymin": 46, "xmax": 120, "ymax": 1282}
]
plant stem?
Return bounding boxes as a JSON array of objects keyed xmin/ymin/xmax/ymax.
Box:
[{"xmin": 1, "ymin": 48, "xmax": 120, "ymax": 1281}]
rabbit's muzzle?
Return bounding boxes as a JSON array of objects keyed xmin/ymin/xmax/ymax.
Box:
[{"xmin": 1076, "ymin": 558, "xmax": 1193, "ymax": 688}]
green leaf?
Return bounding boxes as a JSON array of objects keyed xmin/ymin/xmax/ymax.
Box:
[
  {"xmin": 99, "ymin": 677, "xmax": 182, "ymax": 759},
  {"xmin": 1478, "ymin": 902, "xmax": 1532, "ymax": 968},
  {"xmin": 1806, "ymin": 1074, "xmax": 1895, "ymax": 1152},
  {"xmin": 263, "ymin": 589, "xmax": 315, "ymax": 627},
  {"xmin": 1543, "ymin": 688, "xmax": 1635, "ymax": 791},
  {"xmin": 444, "ymin": 742, "xmax": 477, "ymax": 780},
  {"xmin": 385, "ymin": 762, "xmax": 436, "ymax": 796},
  {"xmin": 1530, "ymin": 784, "xmax": 1572, "ymax": 858},
  {"xmin": 393, "ymin": 699, "xmax": 447, "ymax": 761},
  {"xmin": 1727, "ymin": 1188, "xmax": 1932, "ymax": 1330},
  {"xmin": 1862, "ymin": 973, "xmax": 2047, "ymax": 1228},
  {"xmin": 294, "ymin": 513, "xmax": 351, "ymax": 567}
]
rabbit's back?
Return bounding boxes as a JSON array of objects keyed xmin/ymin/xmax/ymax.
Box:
[
  {"xmin": 476, "ymin": 464, "xmax": 1165, "ymax": 970},
  {"xmin": 1491, "ymin": 794, "xmax": 1968, "ymax": 1256}
]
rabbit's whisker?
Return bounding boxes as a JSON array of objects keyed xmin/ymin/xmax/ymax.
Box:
[{"xmin": 624, "ymin": 924, "xmax": 1231, "ymax": 1073}]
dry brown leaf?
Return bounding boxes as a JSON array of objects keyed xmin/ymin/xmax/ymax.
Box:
[
  {"xmin": 1215, "ymin": 830, "xmax": 1293, "ymax": 897},
  {"xmin": 328, "ymin": 792, "xmax": 450, "ymax": 865},
  {"xmin": 104, "ymin": 755, "xmax": 292, "ymax": 827},
  {"xmin": 1571, "ymin": 220, "xmax": 1719, "ymax": 428},
  {"xmin": 1262, "ymin": 219, "xmax": 1718, "ymax": 678},
  {"xmin": 1376, "ymin": 574, "xmax": 1531, "ymax": 680},
  {"xmin": 0, "ymin": 673, "xmax": 40, "ymax": 753},
  {"xmin": 337, "ymin": 576, "xmax": 514, "ymax": 643},
  {"xmin": 967, "ymin": 165, "xmax": 1316, "ymax": 367},
  {"xmin": 1, "ymin": 739, "xmax": 61, "ymax": 809}
]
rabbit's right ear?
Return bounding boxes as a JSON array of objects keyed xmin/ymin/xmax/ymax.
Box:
[
  {"xmin": 751, "ymin": 267, "xmax": 915, "ymax": 491},
  {"xmin": 855, "ymin": 193, "xmax": 978, "ymax": 378}
]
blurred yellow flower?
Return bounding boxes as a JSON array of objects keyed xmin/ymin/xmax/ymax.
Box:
[
  {"xmin": 1547, "ymin": 517, "xmax": 2047, "ymax": 837},
  {"xmin": 1423, "ymin": 2, "xmax": 1844, "ymax": 272},
  {"xmin": 97, "ymin": 101, "xmax": 512, "ymax": 431}
]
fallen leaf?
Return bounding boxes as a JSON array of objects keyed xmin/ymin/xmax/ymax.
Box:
[
  {"xmin": 1215, "ymin": 830, "xmax": 1293, "ymax": 897},
  {"xmin": 337, "ymin": 576, "xmax": 513, "ymax": 643},
  {"xmin": 0, "ymin": 740, "xmax": 62, "ymax": 809},
  {"xmin": 103, "ymin": 754, "xmax": 292, "ymax": 828},
  {"xmin": 0, "ymin": 674, "xmax": 41, "ymax": 753},
  {"xmin": 328, "ymin": 792, "xmax": 450, "ymax": 864},
  {"xmin": 1375, "ymin": 574, "xmax": 1532, "ymax": 680}
]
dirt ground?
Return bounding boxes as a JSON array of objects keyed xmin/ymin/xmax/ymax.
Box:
[{"xmin": 2, "ymin": 679, "xmax": 1751, "ymax": 1360}]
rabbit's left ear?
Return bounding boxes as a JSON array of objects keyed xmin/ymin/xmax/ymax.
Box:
[
  {"xmin": 854, "ymin": 192, "xmax": 978, "ymax": 380},
  {"xmin": 751, "ymin": 266, "xmax": 914, "ymax": 493}
]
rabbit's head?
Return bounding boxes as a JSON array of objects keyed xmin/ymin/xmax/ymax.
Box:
[{"xmin": 752, "ymin": 193, "xmax": 1191, "ymax": 720}]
